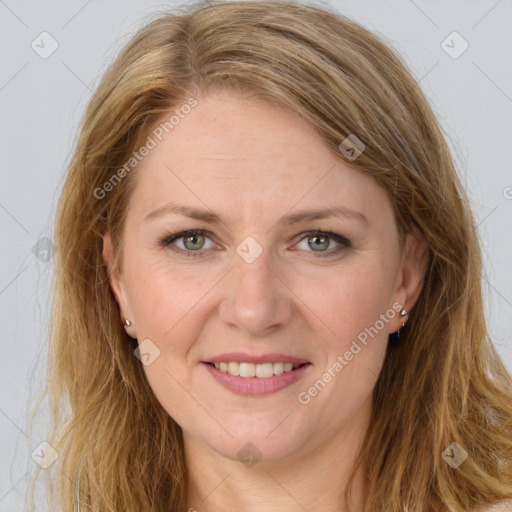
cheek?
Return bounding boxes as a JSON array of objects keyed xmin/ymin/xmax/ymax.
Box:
[
  {"xmin": 304, "ymin": 258, "xmax": 396, "ymax": 343},
  {"xmin": 125, "ymin": 257, "xmax": 223, "ymax": 396},
  {"xmin": 292, "ymin": 264, "xmax": 397, "ymax": 420},
  {"xmin": 126, "ymin": 256, "xmax": 216, "ymax": 342},
  {"xmin": 298, "ymin": 260, "xmax": 395, "ymax": 397},
  {"xmin": 126, "ymin": 261, "xmax": 217, "ymax": 424}
]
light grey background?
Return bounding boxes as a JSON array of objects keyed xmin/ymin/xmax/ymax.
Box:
[{"xmin": 1, "ymin": 0, "xmax": 511, "ymax": 509}]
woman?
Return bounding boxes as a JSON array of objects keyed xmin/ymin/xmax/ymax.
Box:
[{"xmin": 29, "ymin": 1, "xmax": 512, "ymax": 510}]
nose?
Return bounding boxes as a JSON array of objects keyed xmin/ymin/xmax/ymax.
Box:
[{"xmin": 218, "ymin": 248, "xmax": 294, "ymax": 338}]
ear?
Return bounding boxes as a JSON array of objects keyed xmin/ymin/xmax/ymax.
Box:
[
  {"xmin": 389, "ymin": 227, "xmax": 429, "ymax": 333},
  {"xmin": 102, "ymin": 231, "xmax": 136, "ymax": 336}
]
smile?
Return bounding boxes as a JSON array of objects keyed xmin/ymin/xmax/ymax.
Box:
[{"xmin": 202, "ymin": 361, "xmax": 312, "ymax": 396}]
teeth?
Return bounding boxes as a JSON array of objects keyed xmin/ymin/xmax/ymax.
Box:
[
  {"xmin": 211, "ymin": 361, "xmax": 301, "ymax": 378},
  {"xmin": 256, "ymin": 363, "xmax": 274, "ymax": 378},
  {"xmin": 228, "ymin": 362, "xmax": 239, "ymax": 376},
  {"xmin": 273, "ymin": 362, "xmax": 284, "ymax": 375}
]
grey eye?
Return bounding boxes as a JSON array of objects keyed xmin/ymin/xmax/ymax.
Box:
[
  {"xmin": 307, "ymin": 234, "xmax": 330, "ymax": 251},
  {"xmin": 182, "ymin": 233, "xmax": 207, "ymax": 250}
]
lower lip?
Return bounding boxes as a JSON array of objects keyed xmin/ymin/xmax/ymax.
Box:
[{"xmin": 202, "ymin": 362, "xmax": 312, "ymax": 396}]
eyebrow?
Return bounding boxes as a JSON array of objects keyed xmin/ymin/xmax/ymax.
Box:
[{"xmin": 144, "ymin": 202, "xmax": 368, "ymax": 226}]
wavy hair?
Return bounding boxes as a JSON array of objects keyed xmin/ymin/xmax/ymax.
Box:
[{"xmin": 28, "ymin": 1, "xmax": 512, "ymax": 510}]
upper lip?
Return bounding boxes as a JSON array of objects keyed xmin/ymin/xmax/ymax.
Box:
[{"xmin": 204, "ymin": 352, "xmax": 310, "ymax": 365}]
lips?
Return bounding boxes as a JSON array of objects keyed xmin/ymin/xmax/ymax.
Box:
[{"xmin": 202, "ymin": 360, "xmax": 312, "ymax": 395}]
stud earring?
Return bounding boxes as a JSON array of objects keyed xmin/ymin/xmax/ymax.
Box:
[
  {"xmin": 395, "ymin": 308, "xmax": 408, "ymax": 339},
  {"xmin": 125, "ymin": 319, "xmax": 131, "ymax": 326},
  {"xmin": 400, "ymin": 308, "xmax": 408, "ymax": 328}
]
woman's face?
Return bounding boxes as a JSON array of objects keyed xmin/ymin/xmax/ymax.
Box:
[{"xmin": 104, "ymin": 88, "xmax": 427, "ymax": 464}]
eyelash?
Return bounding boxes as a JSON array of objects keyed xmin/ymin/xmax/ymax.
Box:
[{"xmin": 159, "ymin": 229, "xmax": 351, "ymax": 258}]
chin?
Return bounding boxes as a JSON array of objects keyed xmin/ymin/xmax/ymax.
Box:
[{"xmin": 202, "ymin": 421, "xmax": 310, "ymax": 465}]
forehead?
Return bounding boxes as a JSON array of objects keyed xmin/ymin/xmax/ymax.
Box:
[
  {"xmin": 156, "ymin": 91, "xmax": 330, "ymax": 168},
  {"xmin": 126, "ymin": 90, "xmax": 392, "ymax": 229}
]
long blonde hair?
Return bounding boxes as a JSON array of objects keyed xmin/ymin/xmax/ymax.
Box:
[{"xmin": 28, "ymin": 1, "xmax": 512, "ymax": 510}]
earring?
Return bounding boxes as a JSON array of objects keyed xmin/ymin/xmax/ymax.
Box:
[
  {"xmin": 395, "ymin": 308, "xmax": 408, "ymax": 339},
  {"xmin": 400, "ymin": 308, "xmax": 408, "ymax": 328},
  {"xmin": 125, "ymin": 319, "xmax": 131, "ymax": 326}
]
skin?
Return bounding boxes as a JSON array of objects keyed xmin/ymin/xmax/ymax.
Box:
[{"xmin": 103, "ymin": 88, "xmax": 428, "ymax": 511}]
